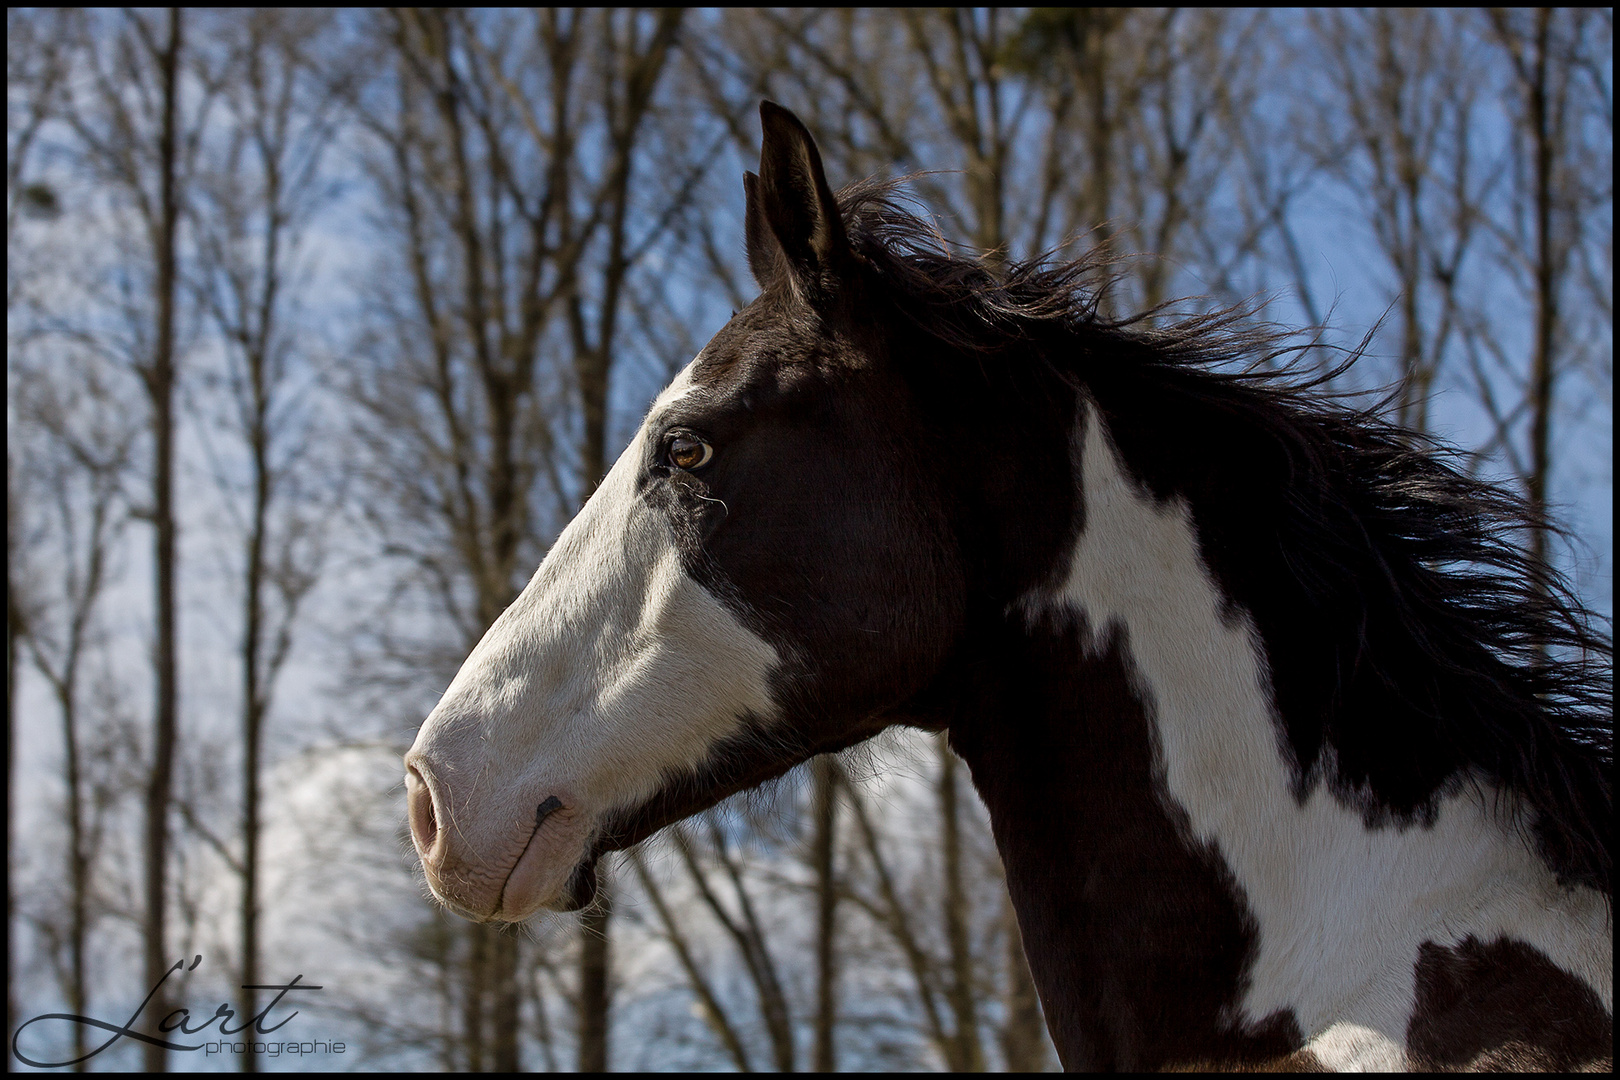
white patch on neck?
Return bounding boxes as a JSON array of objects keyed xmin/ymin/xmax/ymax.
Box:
[
  {"xmin": 1305, "ymin": 1022, "xmax": 1406, "ymax": 1071},
  {"xmin": 1032, "ymin": 402, "xmax": 1612, "ymax": 1055}
]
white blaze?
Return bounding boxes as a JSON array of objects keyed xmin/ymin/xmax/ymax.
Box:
[
  {"xmin": 408, "ymin": 358, "xmax": 779, "ymax": 917},
  {"xmin": 1032, "ymin": 402, "xmax": 1611, "ymax": 1054}
]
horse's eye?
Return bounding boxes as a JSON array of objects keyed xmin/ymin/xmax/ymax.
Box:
[{"xmin": 666, "ymin": 433, "xmax": 713, "ymax": 470}]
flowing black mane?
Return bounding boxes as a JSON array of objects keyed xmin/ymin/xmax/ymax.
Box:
[{"xmin": 835, "ymin": 176, "xmax": 1614, "ymax": 896}]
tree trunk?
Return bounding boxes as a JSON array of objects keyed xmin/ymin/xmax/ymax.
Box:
[
  {"xmin": 5, "ymin": 490, "xmax": 18, "ymax": 1064},
  {"xmin": 240, "ymin": 411, "xmax": 267, "ymax": 1074},
  {"xmin": 939, "ymin": 739, "xmax": 986, "ymax": 1071},
  {"xmin": 63, "ymin": 666, "xmax": 88, "ymax": 1071},
  {"xmin": 812, "ymin": 755, "xmax": 839, "ymax": 1072},
  {"xmin": 463, "ymin": 921, "xmax": 488, "ymax": 1070},
  {"xmin": 1083, "ymin": 12, "xmax": 1114, "ymax": 240},
  {"xmin": 577, "ymin": 872, "xmax": 612, "ymax": 1072},
  {"xmin": 1523, "ymin": 7, "xmax": 1556, "ymax": 584},
  {"xmin": 489, "ymin": 931, "xmax": 521, "ymax": 1071},
  {"xmin": 143, "ymin": 9, "xmax": 182, "ymax": 1071}
]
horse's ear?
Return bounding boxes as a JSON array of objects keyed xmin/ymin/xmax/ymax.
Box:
[
  {"xmin": 743, "ymin": 170, "xmax": 783, "ymax": 292},
  {"xmin": 751, "ymin": 100, "xmax": 851, "ymax": 300}
]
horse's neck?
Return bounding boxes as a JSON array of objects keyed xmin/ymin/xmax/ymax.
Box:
[
  {"xmin": 949, "ymin": 406, "xmax": 1611, "ymax": 1070},
  {"xmin": 950, "ymin": 615, "xmax": 1304, "ymax": 1069}
]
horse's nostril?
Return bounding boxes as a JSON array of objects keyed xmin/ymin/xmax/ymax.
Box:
[
  {"xmin": 406, "ymin": 763, "xmax": 438, "ymax": 854},
  {"xmin": 536, "ymin": 795, "xmax": 564, "ymax": 827}
]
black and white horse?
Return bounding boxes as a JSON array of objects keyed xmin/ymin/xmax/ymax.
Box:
[{"xmin": 405, "ymin": 103, "xmax": 1612, "ymax": 1071}]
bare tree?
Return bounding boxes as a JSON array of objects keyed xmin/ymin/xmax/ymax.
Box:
[
  {"xmin": 841, "ymin": 764, "xmax": 960, "ymax": 1066},
  {"xmin": 1300, "ymin": 9, "xmax": 1611, "ymax": 601},
  {"xmin": 9, "ymin": 353, "xmax": 138, "ymax": 1070},
  {"xmin": 183, "ymin": 9, "xmax": 341, "ymax": 1069},
  {"xmin": 810, "ymin": 754, "xmax": 839, "ymax": 1071},
  {"xmin": 678, "ymin": 818, "xmax": 798, "ymax": 1070},
  {"xmin": 142, "ymin": 23, "xmax": 181, "ymax": 1063},
  {"xmin": 4, "ymin": 448, "xmax": 19, "ymax": 1053},
  {"xmin": 7, "ymin": 7, "xmax": 73, "ymax": 1049},
  {"xmin": 1305, "ymin": 10, "xmax": 1495, "ymax": 433},
  {"xmin": 57, "ymin": 10, "xmax": 219, "ymax": 1066},
  {"xmin": 628, "ymin": 848, "xmax": 755, "ymax": 1070},
  {"xmin": 1481, "ymin": 8, "xmax": 1614, "ymax": 579}
]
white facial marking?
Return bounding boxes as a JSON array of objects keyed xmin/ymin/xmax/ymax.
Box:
[
  {"xmin": 647, "ymin": 354, "xmax": 705, "ymax": 415},
  {"xmin": 407, "ymin": 353, "xmax": 779, "ymax": 919},
  {"xmin": 1034, "ymin": 402, "xmax": 1611, "ymax": 1048}
]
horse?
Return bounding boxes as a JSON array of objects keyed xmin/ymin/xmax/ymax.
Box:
[{"xmin": 404, "ymin": 102, "xmax": 1612, "ymax": 1071}]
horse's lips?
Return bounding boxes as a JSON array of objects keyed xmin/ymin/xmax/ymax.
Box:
[{"xmin": 493, "ymin": 799, "xmax": 591, "ymax": 920}]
